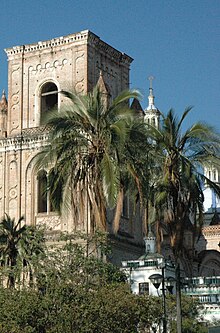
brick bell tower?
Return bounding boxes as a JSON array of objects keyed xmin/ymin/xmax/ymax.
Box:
[{"xmin": 0, "ymin": 30, "xmax": 133, "ymax": 231}]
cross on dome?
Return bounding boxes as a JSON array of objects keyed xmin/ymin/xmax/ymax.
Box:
[{"xmin": 148, "ymin": 75, "xmax": 154, "ymax": 89}]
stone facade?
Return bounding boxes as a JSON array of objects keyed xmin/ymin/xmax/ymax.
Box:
[
  {"xmin": 0, "ymin": 30, "xmax": 142, "ymax": 245},
  {"xmin": 2, "ymin": 29, "xmax": 220, "ymax": 268},
  {"xmin": 5, "ymin": 30, "xmax": 132, "ymax": 136}
]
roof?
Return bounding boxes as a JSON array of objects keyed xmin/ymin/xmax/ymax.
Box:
[
  {"xmin": 97, "ymin": 71, "xmax": 111, "ymax": 95},
  {"xmin": 131, "ymin": 98, "xmax": 144, "ymax": 115},
  {"xmin": 0, "ymin": 90, "xmax": 7, "ymax": 112},
  {"xmin": 139, "ymin": 252, "xmax": 164, "ymax": 260}
]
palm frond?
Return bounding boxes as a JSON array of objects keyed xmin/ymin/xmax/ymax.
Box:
[{"xmin": 101, "ymin": 153, "xmax": 119, "ymax": 208}]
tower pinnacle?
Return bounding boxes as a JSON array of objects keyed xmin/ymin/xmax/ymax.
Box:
[
  {"xmin": 148, "ymin": 75, "xmax": 154, "ymax": 89},
  {"xmin": 0, "ymin": 90, "xmax": 8, "ymax": 112},
  {"xmin": 147, "ymin": 75, "xmax": 156, "ymax": 111},
  {"xmin": 144, "ymin": 76, "xmax": 160, "ymax": 128}
]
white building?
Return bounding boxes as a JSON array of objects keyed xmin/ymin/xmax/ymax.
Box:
[
  {"xmin": 203, "ymin": 166, "xmax": 220, "ymax": 213},
  {"xmin": 122, "ymin": 232, "xmax": 220, "ymax": 323},
  {"xmin": 183, "ymin": 276, "xmax": 220, "ymax": 322},
  {"xmin": 121, "ymin": 231, "xmax": 175, "ymax": 296}
]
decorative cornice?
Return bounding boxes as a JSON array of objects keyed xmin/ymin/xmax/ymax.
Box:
[
  {"xmin": 87, "ymin": 32, "xmax": 133, "ymax": 65},
  {"xmin": 22, "ymin": 126, "xmax": 50, "ymax": 136},
  {"xmin": 144, "ymin": 108, "xmax": 161, "ymax": 116},
  {"xmin": 4, "ymin": 30, "xmax": 90, "ymax": 56},
  {"xmin": 0, "ymin": 127, "xmax": 50, "ymax": 152},
  {"xmin": 4, "ymin": 30, "xmax": 133, "ymax": 65},
  {"xmin": 202, "ymin": 225, "xmax": 220, "ymax": 236}
]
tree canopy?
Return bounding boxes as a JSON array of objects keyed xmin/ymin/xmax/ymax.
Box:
[
  {"xmin": 0, "ymin": 226, "xmax": 208, "ymax": 333},
  {"xmin": 40, "ymin": 86, "xmax": 144, "ymax": 232},
  {"xmin": 148, "ymin": 108, "xmax": 220, "ymax": 261}
]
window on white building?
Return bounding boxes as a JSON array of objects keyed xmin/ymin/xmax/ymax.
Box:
[{"xmin": 139, "ymin": 282, "xmax": 149, "ymax": 295}]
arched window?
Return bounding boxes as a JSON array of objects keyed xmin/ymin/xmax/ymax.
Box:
[
  {"xmin": 37, "ymin": 169, "xmax": 55, "ymax": 214},
  {"xmin": 40, "ymin": 82, "xmax": 58, "ymax": 124},
  {"xmin": 37, "ymin": 170, "xmax": 47, "ymax": 213}
]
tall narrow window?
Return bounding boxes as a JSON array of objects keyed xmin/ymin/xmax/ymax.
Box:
[
  {"xmin": 37, "ymin": 170, "xmax": 47, "ymax": 213},
  {"xmin": 37, "ymin": 169, "xmax": 56, "ymax": 214},
  {"xmin": 48, "ymin": 168, "xmax": 57, "ymax": 212},
  {"xmin": 40, "ymin": 82, "xmax": 58, "ymax": 124}
]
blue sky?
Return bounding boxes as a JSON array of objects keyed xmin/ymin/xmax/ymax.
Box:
[{"xmin": 1, "ymin": 0, "xmax": 219, "ymax": 130}]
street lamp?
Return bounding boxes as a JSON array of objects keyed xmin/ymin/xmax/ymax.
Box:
[
  {"xmin": 166, "ymin": 276, "xmax": 175, "ymax": 294},
  {"xmin": 149, "ymin": 269, "xmax": 175, "ymax": 333}
]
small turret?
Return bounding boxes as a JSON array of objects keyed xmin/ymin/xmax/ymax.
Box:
[
  {"xmin": 0, "ymin": 90, "xmax": 7, "ymax": 137},
  {"xmin": 130, "ymin": 98, "xmax": 144, "ymax": 117},
  {"xmin": 97, "ymin": 70, "xmax": 111, "ymax": 107},
  {"xmin": 144, "ymin": 76, "xmax": 160, "ymax": 128},
  {"xmin": 0, "ymin": 90, "xmax": 7, "ymax": 113},
  {"xmin": 144, "ymin": 223, "xmax": 156, "ymax": 254}
]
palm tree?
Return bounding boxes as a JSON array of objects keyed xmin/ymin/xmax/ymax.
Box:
[
  {"xmin": 148, "ymin": 108, "xmax": 220, "ymax": 333},
  {"xmin": 18, "ymin": 225, "xmax": 46, "ymax": 288},
  {"xmin": 0, "ymin": 215, "xmax": 27, "ymax": 288},
  {"xmin": 122, "ymin": 119, "xmax": 156, "ymax": 234},
  {"xmin": 0, "ymin": 215, "xmax": 46, "ymax": 288},
  {"xmin": 40, "ymin": 86, "xmax": 141, "ymax": 233}
]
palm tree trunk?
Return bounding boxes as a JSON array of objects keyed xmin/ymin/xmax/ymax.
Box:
[
  {"xmin": 175, "ymin": 260, "xmax": 182, "ymax": 333},
  {"xmin": 8, "ymin": 258, "xmax": 16, "ymax": 288},
  {"xmin": 113, "ymin": 187, "xmax": 124, "ymax": 233},
  {"xmin": 142, "ymin": 202, "xmax": 148, "ymax": 235}
]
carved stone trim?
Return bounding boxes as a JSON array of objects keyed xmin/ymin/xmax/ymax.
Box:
[
  {"xmin": 36, "ymin": 214, "xmax": 61, "ymax": 231},
  {"xmin": 88, "ymin": 32, "xmax": 133, "ymax": 65},
  {"xmin": 5, "ymin": 30, "xmax": 133, "ymax": 65},
  {"xmin": 0, "ymin": 127, "xmax": 50, "ymax": 152},
  {"xmin": 29, "ymin": 59, "xmax": 68, "ymax": 73},
  {"xmin": 5, "ymin": 30, "xmax": 89, "ymax": 56},
  {"xmin": 202, "ymin": 225, "xmax": 220, "ymax": 236}
]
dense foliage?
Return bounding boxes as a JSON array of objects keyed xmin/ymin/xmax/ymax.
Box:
[
  {"xmin": 0, "ymin": 228, "xmax": 160, "ymax": 333},
  {"xmin": 0, "ymin": 215, "xmax": 45, "ymax": 288},
  {"xmin": 0, "ymin": 224, "xmax": 208, "ymax": 333},
  {"xmin": 0, "ymin": 288, "xmax": 209, "ymax": 333},
  {"xmin": 166, "ymin": 295, "xmax": 208, "ymax": 333}
]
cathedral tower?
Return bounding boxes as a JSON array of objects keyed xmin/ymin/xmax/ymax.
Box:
[{"xmin": 0, "ymin": 31, "xmax": 133, "ymax": 231}]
